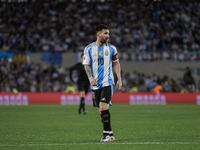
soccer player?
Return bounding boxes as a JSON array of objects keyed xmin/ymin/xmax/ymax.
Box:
[
  {"xmin": 69, "ymin": 54, "xmax": 90, "ymax": 115},
  {"xmin": 83, "ymin": 24, "xmax": 122, "ymax": 142}
]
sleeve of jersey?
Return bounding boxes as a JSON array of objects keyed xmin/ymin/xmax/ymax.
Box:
[
  {"xmin": 112, "ymin": 47, "xmax": 119, "ymax": 62},
  {"xmin": 83, "ymin": 47, "xmax": 90, "ymax": 65}
]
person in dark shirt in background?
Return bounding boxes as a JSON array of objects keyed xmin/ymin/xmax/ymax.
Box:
[
  {"xmin": 183, "ymin": 67, "xmax": 196, "ymax": 92},
  {"xmin": 69, "ymin": 54, "xmax": 90, "ymax": 114}
]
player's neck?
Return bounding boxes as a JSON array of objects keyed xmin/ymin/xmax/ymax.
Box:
[{"xmin": 95, "ymin": 41, "xmax": 104, "ymax": 47}]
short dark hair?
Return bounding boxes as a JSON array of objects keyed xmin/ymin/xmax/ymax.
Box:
[{"xmin": 96, "ymin": 24, "xmax": 109, "ymax": 33}]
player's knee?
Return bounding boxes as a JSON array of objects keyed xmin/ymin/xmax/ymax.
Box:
[
  {"xmin": 79, "ymin": 91, "xmax": 85, "ymax": 97},
  {"xmin": 99, "ymin": 103, "xmax": 109, "ymax": 112}
]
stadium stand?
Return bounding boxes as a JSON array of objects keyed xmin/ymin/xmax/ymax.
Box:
[
  {"xmin": 0, "ymin": 0, "xmax": 199, "ymax": 53},
  {"xmin": 0, "ymin": 0, "xmax": 199, "ymax": 92}
]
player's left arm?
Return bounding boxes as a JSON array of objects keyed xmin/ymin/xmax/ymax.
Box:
[
  {"xmin": 112, "ymin": 46, "xmax": 122, "ymax": 91},
  {"xmin": 113, "ymin": 60, "xmax": 122, "ymax": 91}
]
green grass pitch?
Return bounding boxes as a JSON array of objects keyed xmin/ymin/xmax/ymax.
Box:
[{"xmin": 0, "ymin": 104, "xmax": 200, "ymax": 150}]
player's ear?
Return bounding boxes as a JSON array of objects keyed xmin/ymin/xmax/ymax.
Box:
[
  {"xmin": 97, "ymin": 30, "xmax": 102, "ymax": 37},
  {"xmin": 97, "ymin": 32, "xmax": 100, "ymax": 37}
]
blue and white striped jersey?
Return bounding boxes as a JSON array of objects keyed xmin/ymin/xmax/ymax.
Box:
[{"xmin": 83, "ymin": 42, "xmax": 118, "ymax": 90}]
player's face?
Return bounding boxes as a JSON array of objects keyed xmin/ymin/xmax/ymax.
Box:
[{"xmin": 99, "ymin": 29, "xmax": 109, "ymax": 44}]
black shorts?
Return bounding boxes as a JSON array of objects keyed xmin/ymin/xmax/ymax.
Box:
[
  {"xmin": 77, "ymin": 82, "xmax": 90, "ymax": 94},
  {"xmin": 92, "ymin": 85, "xmax": 113, "ymax": 107}
]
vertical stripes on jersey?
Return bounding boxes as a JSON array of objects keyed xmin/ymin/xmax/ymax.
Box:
[
  {"xmin": 88, "ymin": 48, "xmax": 93, "ymax": 77},
  {"xmin": 98, "ymin": 46, "xmax": 104, "ymax": 89},
  {"xmin": 88, "ymin": 46, "xmax": 98, "ymax": 90},
  {"xmin": 83, "ymin": 42, "xmax": 118, "ymax": 90}
]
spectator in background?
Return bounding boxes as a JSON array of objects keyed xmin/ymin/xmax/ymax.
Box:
[
  {"xmin": 197, "ymin": 79, "xmax": 200, "ymax": 92},
  {"xmin": 130, "ymin": 85, "xmax": 138, "ymax": 93},
  {"xmin": 183, "ymin": 67, "xmax": 196, "ymax": 92},
  {"xmin": 154, "ymin": 82, "xmax": 163, "ymax": 94},
  {"xmin": 65, "ymin": 84, "xmax": 76, "ymax": 94}
]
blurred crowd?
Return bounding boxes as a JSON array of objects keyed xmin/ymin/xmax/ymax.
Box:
[
  {"xmin": 0, "ymin": 61, "xmax": 199, "ymax": 93},
  {"xmin": 0, "ymin": 61, "xmax": 69, "ymax": 92},
  {"xmin": 0, "ymin": 0, "xmax": 200, "ymax": 53},
  {"xmin": 119, "ymin": 67, "xmax": 198, "ymax": 93}
]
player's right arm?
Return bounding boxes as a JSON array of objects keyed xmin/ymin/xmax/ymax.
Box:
[
  {"xmin": 83, "ymin": 46, "xmax": 97, "ymax": 86},
  {"xmin": 84, "ymin": 65, "xmax": 97, "ymax": 86}
]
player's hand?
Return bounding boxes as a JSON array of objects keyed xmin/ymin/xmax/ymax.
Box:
[
  {"xmin": 116, "ymin": 80, "xmax": 122, "ymax": 91},
  {"xmin": 89, "ymin": 76, "xmax": 97, "ymax": 86}
]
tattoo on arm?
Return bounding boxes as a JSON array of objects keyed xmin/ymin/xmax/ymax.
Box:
[{"xmin": 84, "ymin": 65, "xmax": 92, "ymax": 78}]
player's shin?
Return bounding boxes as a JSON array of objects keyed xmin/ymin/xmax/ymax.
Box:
[
  {"xmin": 81, "ymin": 98, "xmax": 85, "ymax": 111},
  {"xmin": 79, "ymin": 98, "xmax": 84, "ymax": 109},
  {"xmin": 101, "ymin": 109, "xmax": 110, "ymax": 136},
  {"xmin": 100, "ymin": 114, "xmax": 103, "ymax": 123}
]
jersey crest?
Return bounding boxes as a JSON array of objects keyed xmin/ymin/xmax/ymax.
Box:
[{"xmin": 105, "ymin": 50, "xmax": 109, "ymax": 56}]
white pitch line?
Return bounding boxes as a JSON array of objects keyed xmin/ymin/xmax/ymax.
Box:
[{"xmin": 0, "ymin": 142, "xmax": 199, "ymax": 147}]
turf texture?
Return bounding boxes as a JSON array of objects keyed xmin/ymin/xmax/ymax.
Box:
[{"xmin": 0, "ymin": 104, "xmax": 200, "ymax": 150}]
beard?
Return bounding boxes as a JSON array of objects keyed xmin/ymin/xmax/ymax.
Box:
[{"xmin": 100, "ymin": 38, "xmax": 109, "ymax": 44}]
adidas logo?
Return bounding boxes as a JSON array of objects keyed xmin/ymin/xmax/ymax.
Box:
[
  {"xmin": 93, "ymin": 53, "xmax": 97, "ymax": 57},
  {"xmin": 101, "ymin": 97, "xmax": 106, "ymax": 101}
]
